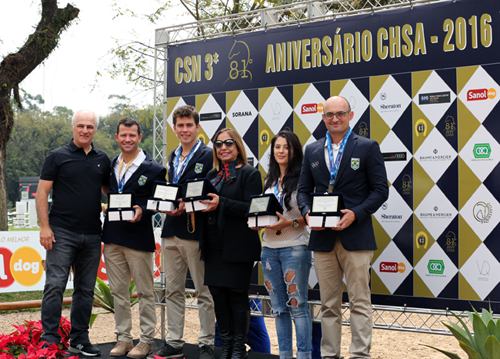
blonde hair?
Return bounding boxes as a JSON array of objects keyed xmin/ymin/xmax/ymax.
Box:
[{"xmin": 212, "ymin": 128, "xmax": 248, "ymax": 171}]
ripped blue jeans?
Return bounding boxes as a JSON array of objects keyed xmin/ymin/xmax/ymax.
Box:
[{"xmin": 261, "ymin": 245, "xmax": 312, "ymax": 359}]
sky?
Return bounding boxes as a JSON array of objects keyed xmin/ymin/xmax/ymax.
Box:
[{"xmin": 0, "ymin": 0, "xmax": 186, "ymax": 117}]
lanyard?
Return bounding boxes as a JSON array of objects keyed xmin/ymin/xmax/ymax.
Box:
[
  {"xmin": 173, "ymin": 140, "xmax": 200, "ymax": 184},
  {"xmin": 118, "ymin": 150, "xmax": 141, "ymax": 192},
  {"xmin": 326, "ymin": 128, "xmax": 351, "ymax": 192},
  {"xmin": 274, "ymin": 180, "xmax": 284, "ymax": 207}
]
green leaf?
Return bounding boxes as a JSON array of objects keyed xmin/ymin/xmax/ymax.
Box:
[
  {"xmin": 97, "ymin": 281, "xmax": 114, "ymax": 308},
  {"xmin": 448, "ymin": 311, "xmax": 476, "ymax": 351},
  {"xmin": 89, "ymin": 313, "xmax": 98, "ymax": 328},
  {"xmin": 94, "ymin": 295, "xmax": 114, "ymax": 312},
  {"xmin": 481, "ymin": 307, "xmax": 492, "ymax": 324},
  {"xmin": 458, "ymin": 341, "xmax": 482, "ymax": 359},
  {"xmin": 487, "ymin": 319, "xmax": 497, "ymax": 336},
  {"xmin": 483, "ymin": 335, "xmax": 500, "ymax": 359},
  {"xmin": 472, "ymin": 312, "xmax": 489, "ymax": 357},
  {"xmin": 129, "ymin": 278, "xmax": 137, "ymax": 298},
  {"xmin": 93, "ymin": 277, "xmax": 115, "ymax": 312},
  {"xmin": 494, "ymin": 320, "xmax": 500, "ymax": 342},
  {"xmin": 443, "ymin": 322, "xmax": 473, "ymax": 349},
  {"xmin": 420, "ymin": 344, "xmax": 462, "ymax": 359},
  {"xmin": 131, "ymin": 298, "xmax": 139, "ymax": 307}
]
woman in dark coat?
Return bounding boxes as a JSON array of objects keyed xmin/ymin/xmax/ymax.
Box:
[{"xmin": 200, "ymin": 128, "xmax": 263, "ymax": 359}]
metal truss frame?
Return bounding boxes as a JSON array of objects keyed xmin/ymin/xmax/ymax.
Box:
[
  {"xmin": 152, "ymin": 0, "xmax": 458, "ymax": 338},
  {"xmin": 153, "ymin": 289, "xmax": 488, "ymax": 338},
  {"xmin": 154, "ymin": 0, "xmax": 440, "ymax": 47}
]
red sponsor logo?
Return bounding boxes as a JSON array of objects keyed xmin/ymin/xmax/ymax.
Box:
[
  {"xmin": 468, "ymin": 88, "xmax": 496, "ymax": 101},
  {"xmin": 301, "ymin": 103, "xmax": 317, "ymax": 114},
  {"xmin": 468, "ymin": 89, "xmax": 488, "ymax": 101},
  {"xmin": 97, "ymin": 244, "xmax": 107, "ymax": 281},
  {"xmin": 0, "ymin": 247, "xmax": 14, "ymax": 288},
  {"xmin": 380, "ymin": 262, "xmax": 398, "ymax": 273}
]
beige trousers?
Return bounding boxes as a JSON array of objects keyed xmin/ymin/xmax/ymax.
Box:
[
  {"xmin": 314, "ymin": 238, "xmax": 374, "ymax": 359},
  {"xmin": 103, "ymin": 243, "xmax": 156, "ymax": 344},
  {"xmin": 164, "ymin": 236, "xmax": 215, "ymax": 348}
]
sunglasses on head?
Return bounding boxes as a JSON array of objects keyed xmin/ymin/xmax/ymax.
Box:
[{"xmin": 214, "ymin": 139, "xmax": 236, "ymax": 149}]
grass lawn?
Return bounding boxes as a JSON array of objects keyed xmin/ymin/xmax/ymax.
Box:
[
  {"xmin": 0, "ymin": 289, "xmax": 74, "ymax": 313},
  {"xmin": 7, "ymin": 226, "xmax": 40, "ymax": 231}
]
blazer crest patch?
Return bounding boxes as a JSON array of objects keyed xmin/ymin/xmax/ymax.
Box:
[
  {"xmin": 138, "ymin": 175, "xmax": 148, "ymax": 186},
  {"xmin": 351, "ymin": 158, "xmax": 360, "ymax": 170},
  {"xmin": 194, "ymin": 163, "xmax": 203, "ymax": 174}
]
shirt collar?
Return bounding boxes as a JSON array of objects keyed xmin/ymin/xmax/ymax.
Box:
[
  {"xmin": 117, "ymin": 149, "xmax": 145, "ymax": 167},
  {"xmin": 324, "ymin": 138, "xmax": 340, "ymax": 150},
  {"xmin": 69, "ymin": 138, "xmax": 95, "ymax": 153}
]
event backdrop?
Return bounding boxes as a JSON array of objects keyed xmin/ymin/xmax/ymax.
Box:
[{"xmin": 164, "ymin": 0, "xmax": 500, "ymax": 310}]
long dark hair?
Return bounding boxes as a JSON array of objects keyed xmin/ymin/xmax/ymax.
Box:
[{"xmin": 264, "ymin": 130, "xmax": 303, "ymax": 211}]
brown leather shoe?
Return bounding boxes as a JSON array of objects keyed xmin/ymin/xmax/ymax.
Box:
[
  {"xmin": 110, "ymin": 341, "xmax": 134, "ymax": 356},
  {"xmin": 127, "ymin": 342, "xmax": 153, "ymax": 358}
]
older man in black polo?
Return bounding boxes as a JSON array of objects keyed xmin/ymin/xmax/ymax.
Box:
[{"xmin": 37, "ymin": 110, "xmax": 110, "ymax": 357}]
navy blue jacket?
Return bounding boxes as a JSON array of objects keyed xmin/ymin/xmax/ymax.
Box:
[
  {"xmin": 102, "ymin": 151, "xmax": 166, "ymax": 252},
  {"xmin": 297, "ymin": 132, "xmax": 388, "ymax": 252},
  {"xmin": 161, "ymin": 142, "xmax": 213, "ymax": 240}
]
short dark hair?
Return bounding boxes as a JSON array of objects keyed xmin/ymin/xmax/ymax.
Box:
[
  {"xmin": 117, "ymin": 117, "xmax": 141, "ymax": 135},
  {"xmin": 173, "ymin": 105, "xmax": 199, "ymax": 126}
]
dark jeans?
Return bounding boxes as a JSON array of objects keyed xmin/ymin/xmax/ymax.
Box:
[{"xmin": 41, "ymin": 225, "xmax": 101, "ymax": 345}]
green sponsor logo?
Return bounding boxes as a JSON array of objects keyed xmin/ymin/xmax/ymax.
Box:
[
  {"xmin": 473, "ymin": 143, "xmax": 491, "ymax": 158},
  {"xmin": 428, "ymin": 260, "xmax": 445, "ymax": 274}
]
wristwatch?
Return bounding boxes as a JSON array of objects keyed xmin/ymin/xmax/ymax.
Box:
[{"xmin": 291, "ymin": 218, "xmax": 300, "ymax": 228}]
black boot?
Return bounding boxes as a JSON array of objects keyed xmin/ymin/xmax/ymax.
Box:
[
  {"xmin": 216, "ymin": 310, "xmax": 233, "ymax": 359},
  {"xmin": 230, "ymin": 310, "xmax": 250, "ymax": 359}
]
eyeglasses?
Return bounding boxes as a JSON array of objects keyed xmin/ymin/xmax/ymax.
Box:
[
  {"xmin": 214, "ymin": 139, "xmax": 236, "ymax": 149},
  {"xmin": 323, "ymin": 111, "xmax": 349, "ymax": 120}
]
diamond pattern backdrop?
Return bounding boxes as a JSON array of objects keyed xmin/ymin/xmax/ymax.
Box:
[{"xmin": 165, "ymin": 64, "xmax": 500, "ymax": 307}]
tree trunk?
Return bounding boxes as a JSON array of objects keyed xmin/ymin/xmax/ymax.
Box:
[
  {"xmin": 0, "ymin": 0, "xmax": 80, "ymax": 231},
  {"xmin": 0, "ymin": 136, "xmax": 8, "ymax": 230}
]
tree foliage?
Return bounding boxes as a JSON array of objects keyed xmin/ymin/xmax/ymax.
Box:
[
  {"xmin": 5, "ymin": 95, "xmax": 156, "ymax": 210},
  {"xmin": 104, "ymin": 0, "xmax": 395, "ymax": 93},
  {"xmin": 0, "ymin": 0, "xmax": 80, "ymax": 230}
]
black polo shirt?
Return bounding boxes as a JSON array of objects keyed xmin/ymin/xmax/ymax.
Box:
[{"xmin": 40, "ymin": 139, "xmax": 110, "ymax": 234}]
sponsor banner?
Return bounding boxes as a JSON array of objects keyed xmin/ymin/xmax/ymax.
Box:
[
  {"xmin": 460, "ymin": 243, "xmax": 500, "ymax": 300},
  {"xmin": 372, "ymin": 242, "xmax": 412, "ymax": 294},
  {"xmin": 383, "ymin": 152, "xmax": 407, "ymax": 162},
  {"xmin": 200, "ymin": 112, "xmax": 223, "ymax": 121},
  {"xmin": 418, "ymin": 92, "xmax": 451, "ymax": 105},
  {"xmin": 459, "ymin": 126, "xmax": 500, "ymax": 182},
  {"xmin": 414, "ymin": 243, "xmax": 458, "ymax": 297},
  {"xmin": 374, "ymin": 186, "xmax": 412, "ymax": 238},
  {"xmin": 167, "ymin": 0, "xmax": 500, "ymax": 97},
  {"xmin": 0, "ymin": 231, "xmax": 163, "ymax": 293},
  {"xmin": 457, "ymin": 67, "xmax": 499, "ymax": 123},
  {"xmin": 0, "ymin": 231, "xmax": 53, "ymax": 292}
]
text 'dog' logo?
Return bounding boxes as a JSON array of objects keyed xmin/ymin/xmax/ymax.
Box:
[
  {"xmin": 0, "ymin": 246, "xmax": 44, "ymax": 288},
  {"xmin": 380, "ymin": 262, "xmax": 406, "ymax": 273},
  {"xmin": 428, "ymin": 260, "xmax": 445, "ymax": 274},
  {"xmin": 467, "ymin": 88, "xmax": 497, "ymax": 101},
  {"xmin": 473, "ymin": 202, "xmax": 492, "ymax": 224}
]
